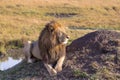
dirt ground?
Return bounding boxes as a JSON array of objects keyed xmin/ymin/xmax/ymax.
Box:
[{"xmin": 0, "ymin": 30, "xmax": 120, "ymax": 80}]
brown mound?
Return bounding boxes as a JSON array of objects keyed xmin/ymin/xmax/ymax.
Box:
[
  {"xmin": 64, "ymin": 30, "xmax": 120, "ymax": 79},
  {"xmin": 67, "ymin": 30, "xmax": 120, "ymax": 53}
]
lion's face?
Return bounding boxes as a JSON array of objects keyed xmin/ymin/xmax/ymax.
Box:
[
  {"xmin": 45, "ymin": 21, "xmax": 69, "ymax": 45},
  {"xmin": 56, "ymin": 31, "xmax": 69, "ymax": 45}
]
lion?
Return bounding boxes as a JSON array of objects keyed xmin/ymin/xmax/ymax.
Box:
[{"xmin": 23, "ymin": 21, "xmax": 69, "ymax": 75}]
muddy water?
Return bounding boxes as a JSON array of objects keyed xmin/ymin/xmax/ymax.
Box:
[
  {"xmin": 0, "ymin": 57, "xmax": 22, "ymax": 71},
  {"xmin": 0, "ymin": 49, "xmax": 24, "ymax": 71}
]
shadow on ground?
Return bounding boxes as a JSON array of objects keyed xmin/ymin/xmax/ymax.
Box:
[{"xmin": 0, "ymin": 30, "xmax": 120, "ymax": 80}]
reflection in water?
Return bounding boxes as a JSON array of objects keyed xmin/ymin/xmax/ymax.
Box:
[{"xmin": 0, "ymin": 57, "xmax": 22, "ymax": 71}]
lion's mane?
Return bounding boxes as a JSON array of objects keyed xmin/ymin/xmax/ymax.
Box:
[{"xmin": 38, "ymin": 21, "xmax": 66, "ymax": 64}]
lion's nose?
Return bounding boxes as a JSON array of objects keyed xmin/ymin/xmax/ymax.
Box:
[{"xmin": 67, "ymin": 36, "xmax": 70, "ymax": 39}]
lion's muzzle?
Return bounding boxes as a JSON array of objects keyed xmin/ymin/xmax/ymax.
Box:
[{"xmin": 62, "ymin": 35, "xmax": 69, "ymax": 44}]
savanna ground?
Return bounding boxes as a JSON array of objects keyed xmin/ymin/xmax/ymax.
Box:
[{"xmin": 0, "ymin": 0, "xmax": 120, "ymax": 80}]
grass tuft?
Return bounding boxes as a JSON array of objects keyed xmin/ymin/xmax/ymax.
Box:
[{"xmin": 73, "ymin": 69, "xmax": 89, "ymax": 78}]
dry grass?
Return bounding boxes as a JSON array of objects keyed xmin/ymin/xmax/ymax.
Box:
[
  {"xmin": 1, "ymin": 0, "xmax": 120, "ymax": 7},
  {"xmin": 0, "ymin": 1, "xmax": 120, "ymax": 79},
  {"xmin": 0, "ymin": 0, "xmax": 120, "ymax": 51}
]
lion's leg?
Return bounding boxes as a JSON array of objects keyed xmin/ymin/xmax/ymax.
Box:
[
  {"xmin": 23, "ymin": 42, "xmax": 33, "ymax": 63},
  {"xmin": 44, "ymin": 63, "xmax": 57, "ymax": 76},
  {"xmin": 55, "ymin": 56, "xmax": 65, "ymax": 72},
  {"xmin": 26, "ymin": 52, "xmax": 33, "ymax": 63}
]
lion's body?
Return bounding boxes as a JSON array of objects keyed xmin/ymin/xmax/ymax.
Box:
[
  {"xmin": 31, "ymin": 41, "xmax": 42, "ymax": 60},
  {"xmin": 23, "ymin": 21, "xmax": 69, "ymax": 75},
  {"xmin": 23, "ymin": 41, "xmax": 41, "ymax": 63}
]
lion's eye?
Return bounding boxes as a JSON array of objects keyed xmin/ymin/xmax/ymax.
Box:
[
  {"xmin": 49, "ymin": 26, "xmax": 54, "ymax": 32},
  {"xmin": 51, "ymin": 28, "xmax": 54, "ymax": 32}
]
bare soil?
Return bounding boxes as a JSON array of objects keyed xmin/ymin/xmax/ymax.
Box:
[
  {"xmin": 67, "ymin": 30, "xmax": 120, "ymax": 79},
  {"xmin": 0, "ymin": 30, "xmax": 120, "ymax": 80}
]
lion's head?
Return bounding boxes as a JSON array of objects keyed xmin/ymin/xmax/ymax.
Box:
[{"xmin": 38, "ymin": 21, "xmax": 69, "ymax": 63}]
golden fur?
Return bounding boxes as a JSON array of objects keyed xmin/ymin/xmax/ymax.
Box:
[
  {"xmin": 24, "ymin": 21, "xmax": 69, "ymax": 75},
  {"xmin": 38, "ymin": 21, "xmax": 67, "ymax": 64}
]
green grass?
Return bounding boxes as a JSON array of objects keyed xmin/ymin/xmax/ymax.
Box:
[{"xmin": 73, "ymin": 69, "xmax": 89, "ymax": 78}]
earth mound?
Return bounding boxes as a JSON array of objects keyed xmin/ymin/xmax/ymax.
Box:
[
  {"xmin": 67, "ymin": 30, "xmax": 120, "ymax": 53},
  {"xmin": 1, "ymin": 30, "xmax": 120, "ymax": 80},
  {"xmin": 65, "ymin": 30, "xmax": 120, "ymax": 79}
]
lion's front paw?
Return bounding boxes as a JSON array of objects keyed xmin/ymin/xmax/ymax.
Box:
[
  {"xmin": 55, "ymin": 66, "xmax": 62, "ymax": 72},
  {"xmin": 50, "ymin": 68, "xmax": 57, "ymax": 76}
]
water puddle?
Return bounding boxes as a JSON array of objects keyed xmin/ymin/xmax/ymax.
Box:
[{"xmin": 0, "ymin": 57, "xmax": 23, "ymax": 71}]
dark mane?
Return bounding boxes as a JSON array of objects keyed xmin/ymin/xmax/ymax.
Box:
[{"xmin": 38, "ymin": 21, "xmax": 66, "ymax": 64}]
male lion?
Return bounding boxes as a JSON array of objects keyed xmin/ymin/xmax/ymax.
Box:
[{"xmin": 23, "ymin": 21, "xmax": 69, "ymax": 75}]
